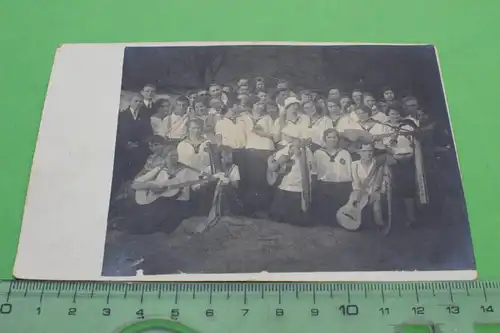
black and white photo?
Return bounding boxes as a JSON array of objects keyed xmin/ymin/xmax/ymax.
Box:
[{"xmin": 14, "ymin": 43, "xmax": 476, "ymax": 281}]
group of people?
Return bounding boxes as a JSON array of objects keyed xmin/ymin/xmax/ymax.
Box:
[{"xmin": 110, "ymin": 76, "xmax": 453, "ymax": 235}]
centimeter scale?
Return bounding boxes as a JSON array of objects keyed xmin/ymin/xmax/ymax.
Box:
[{"xmin": 0, "ymin": 281, "xmax": 500, "ymax": 332}]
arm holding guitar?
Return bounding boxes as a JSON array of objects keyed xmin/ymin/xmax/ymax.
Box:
[{"xmin": 269, "ymin": 154, "xmax": 289, "ymax": 172}]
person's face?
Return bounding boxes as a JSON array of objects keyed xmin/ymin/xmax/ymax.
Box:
[
  {"xmin": 388, "ymin": 109, "xmax": 401, "ymax": 123},
  {"xmin": 267, "ymin": 105, "xmax": 278, "ymax": 117},
  {"xmin": 188, "ymin": 122, "xmax": 202, "ymax": 138},
  {"xmin": 253, "ymin": 103, "xmax": 264, "ymax": 115},
  {"xmin": 384, "ymin": 90, "xmax": 395, "ymax": 102},
  {"xmin": 279, "ymin": 90, "xmax": 290, "ymax": 99},
  {"xmin": 222, "ymin": 151, "xmax": 233, "ymax": 165},
  {"xmin": 195, "ymin": 102, "xmax": 207, "ymax": 115},
  {"xmin": 360, "ymin": 149, "xmax": 373, "ymax": 161},
  {"xmin": 141, "ymin": 86, "xmax": 156, "ymax": 100},
  {"xmin": 364, "ymin": 95, "xmax": 376, "ymax": 108},
  {"xmin": 158, "ymin": 101, "xmax": 171, "ymax": 115},
  {"xmin": 257, "ymin": 91, "xmax": 268, "ymax": 102},
  {"xmin": 311, "ymin": 92, "xmax": 318, "ymax": 100},
  {"xmin": 301, "ymin": 94, "xmax": 312, "ymax": 103},
  {"xmin": 130, "ymin": 96, "xmax": 143, "ymax": 109},
  {"xmin": 149, "ymin": 142, "xmax": 163, "ymax": 154},
  {"xmin": 166, "ymin": 151, "xmax": 179, "ymax": 166},
  {"xmin": 404, "ymin": 98, "xmax": 419, "ymax": 113},
  {"xmin": 340, "ymin": 97, "xmax": 350, "ymax": 108},
  {"xmin": 238, "ymin": 86, "xmax": 250, "ymax": 94},
  {"xmin": 256, "ymin": 81, "xmax": 265, "ymax": 91},
  {"xmin": 328, "ymin": 89, "xmax": 340, "ymax": 100},
  {"xmin": 198, "ymin": 90, "xmax": 209, "ymax": 98},
  {"xmin": 189, "ymin": 94, "xmax": 197, "ymax": 103},
  {"xmin": 327, "ymin": 102, "xmax": 341, "ymax": 117},
  {"xmin": 352, "ymin": 91, "xmax": 362, "ymax": 104},
  {"xmin": 238, "ymin": 79, "xmax": 249, "ymax": 87},
  {"xmin": 416, "ymin": 109, "xmax": 428, "ymax": 122},
  {"xmin": 355, "ymin": 108, "xmax": 370, "ymax": 122},
  {"xmin": 222, "ymin": 86, "xmax": 231, "ymax": 94},
  {"xmin": 209, "ymin": 86, "xmax": 222, "ymax": 97},
  {"xmin": 176, "ymin": 100, "xmax": 188, "ymax": 113},
  {"xmin": 303, "ymin": 102, "xmax": 316, "ymax": 116},
  {"xmin": 238, "ymin": 94, "xmax": 250, "ymax": 105},
  {"xmin": 210, "ymin": 99, "xmax": 222, "ymax": 110},
  {"xmin": 379, "ymin": 102, "xmax": 388, "ymax": 114},
  {"xmin": 286, "ymin": 104, "xmax": 300, "ymax": 120},
  {"xmin": 324, "ymin": 131, "xmax": 339, "ymax": 149}
]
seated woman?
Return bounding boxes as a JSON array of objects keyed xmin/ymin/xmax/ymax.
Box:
[
  {"xmin": 370, "ymin": 103, "xmax": 416, "ymax": 225},
  {"xmin": 128, "ymin": 146, "xmax": 204, "ymax": 235},
  {"xmin": 313, "ymin": 129, "xmax": 352, "ymax": 225},
  {"xmin": 269, "ymin": 124, "xmax": 315, "ymax": 227}
]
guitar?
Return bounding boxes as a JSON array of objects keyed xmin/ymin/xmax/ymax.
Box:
[
  {"xmin": 336, "ymin": 158, "xmax": 385, "ymax": 231},
  {"xmin": 135, "ymin": 176, "xmax": 217, "ymax": 205}
]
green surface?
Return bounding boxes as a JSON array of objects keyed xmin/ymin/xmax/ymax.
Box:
[
  {"xmin": 1, "ymin": 281, "xmax": 500, "ymax": 333},
  {"xmin": 0, "ymin": 0, "xmax": 498, "ymax": 280}
]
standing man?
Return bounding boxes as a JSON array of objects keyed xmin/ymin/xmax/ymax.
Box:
[
  {"xmin": 140, "ymin": 84, "xmax": 157, "ymax": 116},
  {"xmin": 112, "ymin": 93, "xmax": 154, "ymax": 198}
]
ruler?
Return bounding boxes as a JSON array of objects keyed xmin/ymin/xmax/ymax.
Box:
[{"xmin": 0, "ymin": 281, "xmax": 499, "ymax": 333}]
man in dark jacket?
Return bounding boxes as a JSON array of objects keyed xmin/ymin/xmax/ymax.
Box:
[{"xmin": 111, "ymin": 93, "xmax": 153, "ymax": 198}]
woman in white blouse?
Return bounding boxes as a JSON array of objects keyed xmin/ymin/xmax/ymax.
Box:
[
  {"xmin": 313, "ymin": 128, "xmax": 352, "ymax": 225},
  {"xmin": 303, "ymin": 100, "xmax": 333, "ymax": 151},
  {"xmin": 150, "ymin": 98, "xmax": 171, "ymax": 138},
  {"xmin": 240, "ymin": 101, "xmax": 276, "ymax": 214},
  {"xmin": 177, "ymin": 118, "xmax": 211, "ymax": 171}
]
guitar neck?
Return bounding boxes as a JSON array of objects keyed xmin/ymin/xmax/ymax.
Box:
[{"xmin": 167, "ymin": 178, "xmax": 215, "ymax": 190}]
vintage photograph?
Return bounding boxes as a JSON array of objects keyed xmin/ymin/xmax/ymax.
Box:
[{"xmin": 101, "ymin": 44, "xmax": 475, "ymax": 278}]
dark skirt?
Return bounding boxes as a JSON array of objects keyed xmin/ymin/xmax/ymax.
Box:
[
  {"xmin": 391, "ymin": 158, "xmax": 416, "ymax": 198},
  {"xmin": 270, "ymin": 189, "xmax": 310, "ymax": 227},
  {"xmin": 313, "ymin": 180, "xmax": 352, "ymax": 225},
  {"xmin": 238, "ymin": 149, "xmax": 274, "ymax": 213},
  {"xmin": 123, "ymin": 197, "xmax": 191, "ymax": 235}
]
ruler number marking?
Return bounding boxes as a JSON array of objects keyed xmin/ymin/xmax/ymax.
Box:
[
  {"xmin": 412, "ymin": 306, "xmax": 425, "ymax": 315},
  {"xmin": 310, "ymin": 308, "xmax": 319, "ymax": 317},
  {"xmin": 68, "ymin": 307, "xmax": 77, "ymax": 316},
  {"xmin": 339, "ymin": 304, "xmax": 359, "ymax": 316},
  {"xmin": 379, "ymin": 307, "xmax": 390, "ymax": 316},
  {"xmin": 171, "ymin": 309, "xmax": 180, "ymax": 320},
  {"xmin": 241, "ymin": 308, "xmax": 249, "ymax": 316},
  {"xmin": 36, "ymin": 306, "xmax": 41, "ymax": 315},
  {"xmin": 446, "ymin": 305, "xmax": 460, "ymax": 315},
  {"xmin": 136, "ymin": 309, "xmax": 144, "ymax": 319},
  {"xmin": 205, "ymin": 309, "xmax": 214, "ymax": 317},
  {"xmin": 276, "ymin": 308, "xmax": 284, "ymax": 317},
  {"xmin": 102, "ymin": 308, "xmax": 111, "ymax": 316},
  {"xmin": 481, "ymin": 305, "xmax": 494, "ymax": 313}
]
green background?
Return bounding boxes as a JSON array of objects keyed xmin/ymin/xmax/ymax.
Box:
[{"xmin": 0, "ymin": 0, "xmax": 498, "ymax": 280}]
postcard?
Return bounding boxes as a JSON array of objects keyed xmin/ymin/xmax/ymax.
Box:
[{"xmin": 14, "ymin": 42, "xmax": 476, "ymax": 281}]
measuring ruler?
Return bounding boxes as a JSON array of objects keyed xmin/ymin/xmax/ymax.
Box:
[{"xmin": 0, "ymin": 281, "xmax": 499, "ymax": 333}]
